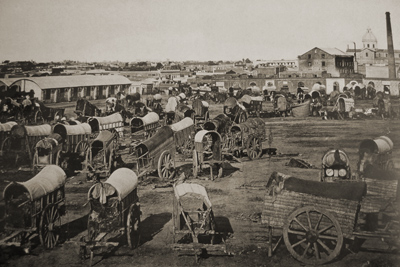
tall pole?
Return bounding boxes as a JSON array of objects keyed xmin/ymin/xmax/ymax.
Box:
[
  {"xmin": 353, "ymin": 42, "xmax": 357, "ymax": 73},
  {"xmin": 386, "ymin": 12, "xmax": 396, "ymax": 79}
]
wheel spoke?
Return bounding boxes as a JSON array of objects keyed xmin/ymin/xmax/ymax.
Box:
[
  {"xmin": 317, "ymin": 239, "xmax": 333, "ymax": 254},
  {"xmin": 306, "ymin": 210, "xmax": 312, "ymax": 229},
  {"xmin": 302, "ymin": 242, "xmax": 311, "ymax": 257},
  {"xmin": 291, "ymin": 238, "xmax": 307, "ymax": 248},
  {"xmin": 288, "ymin": 229, "xmax": 307, "ymax": 236},
  {"xmin": 294, "ymin": 217, "xmax": 308, "ymax": 231},
  {"xmin": 318, "ymin": 224, "xmax": 334, "ymax": 234},
  {"xmin": 314, "ymin": 242, "xmax": 320, "ymax": 259},
  {"xmin": 314, "ymin": 213, "xmax": 324, "ymax": 231}
]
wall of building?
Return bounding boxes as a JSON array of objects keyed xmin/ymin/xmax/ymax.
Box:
[{"xmin": 362, "ymin": 78, "xmax": 400, "ymax": 96}]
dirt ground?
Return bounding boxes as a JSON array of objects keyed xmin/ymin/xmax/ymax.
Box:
[{"xmin": 0, "ymin": 98, "xmax": 399, "ymax": 267}]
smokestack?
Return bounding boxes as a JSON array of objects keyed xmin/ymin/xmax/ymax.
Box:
[{"xmin": 386, "ymin": 12, "xmax": 396, "ymax": 79}]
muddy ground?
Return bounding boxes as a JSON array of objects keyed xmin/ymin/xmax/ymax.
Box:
[{"xmin": 0, "ymin": 98, "xmax": 399, "ymax": 267}]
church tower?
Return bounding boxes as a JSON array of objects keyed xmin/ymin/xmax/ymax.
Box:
[{"xmin": 362, "ymin": 28, "xmax": 378, "ymax": 50}]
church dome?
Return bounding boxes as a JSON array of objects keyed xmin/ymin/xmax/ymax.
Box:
[{"xmin": 362, "ymin": 28, "xmax": 377, "ymax": 43}]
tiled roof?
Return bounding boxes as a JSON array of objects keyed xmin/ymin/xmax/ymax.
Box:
[{"xmin": 0, "ymin": 75, "xmax": 132, "ymax": 89}]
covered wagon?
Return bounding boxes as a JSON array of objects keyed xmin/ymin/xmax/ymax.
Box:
[
  {"xmin": 0, "ymin": 121, "xmax": 17, "ymax": 157},
  {"xmin": 192, "ymin": 99, "xmax": 210, "ymax": 128},
  {"xmin": 358, "ymin": 136, "xmax": 394, "ymax": 176},
  {"xmin": 226, "ymin": 117, "xmax": 266, "ymax": 160},
  {"xmin": 81, "ymin": 130, "xmax": 118, "ymax": 179},
  {"xmin": 32, "ymin": 123, "xmax": 92, "ymax": 172},
  {"xmin": 170, "ymin": 117, "xmax": 195, "ymax": 157},
  {"xmin": 1, "ymin": 165, "xmax": 67, "ymax": 250},
  {"xmin": 1, "ymin": 124, "xmax": 51, "ymax": 166},
  {"xmin": 172, "ymin": 183, "xmax": 226, "ymax": 261},
  {"xmin": 239, "ymin": 95, "xmax": 264, "ymax": 117},
  {"xmin": 88, "ymin": 113, "xmax": 124, "ymax": 137},
  {"xmin": 130, "ymin": 126, "xmax": 176, "ymax": 179},
  {"xmin": 223, "ymin": 97, "xmax": 247, "ymax": 123},
  {"xmin": 80, "ymin": 168, "xmax": 140, "ymax": 265},
  {"xmin": 130, "ymin": 112, "xmax": 160, "ymax": 141},
  {"xmin": 193, "ymin": 130, "xmax": 223, "ymax": 180}
]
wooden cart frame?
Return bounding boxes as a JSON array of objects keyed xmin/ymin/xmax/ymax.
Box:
[
  {"xmin": 226, "ymin": 117, "xmax": 265, "ymax": 160},
  {"xmin": 263, "ymin": 173, "xmax": 399, "ymax": 265},
  {"xmin": 358, "ymin": 136, "xmax": 394, "ymax": 176},
  {"xmin": 192, "ymin": 99, "xmax": 210, "ymax": 129},
  {"xmin": 1, "ymin": 124, "xmax": 51, "ymax": 166},
  {"xmin": 130, "ymin": 112, "xmax": 160, "ymax": 145},
  {"xmin": 172, "ymin": 183, "xmax": 226, "ymax": 261},
  {"xmin": 320, "ymin": 149, "xmax": 352, "ymax": 182},
  {"xmin": 0, "ymin": 165, "xmax": 67, "ymax": 250},
  {"xmin": 193, "ymin": 130, "xmax": 223, "ymax": 180},
  {"xmin": 130, "ymin": 126, "xmax": 176, "ymax": 179},
  {"xmin": 80, "ymin": 168, "xmax": 140, "ymax": 266},
  {"xmin": 169, "ymin": 117, "xmax": 195, "ymax": 157},
  {"xmin": 223, "ymin": 97, "xmax": 247, "ymax": 123}
]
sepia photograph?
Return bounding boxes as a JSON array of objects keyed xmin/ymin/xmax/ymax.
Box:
[{"xmin": 0, "ymin": 0, "xmax": 399, "ymax": 266}]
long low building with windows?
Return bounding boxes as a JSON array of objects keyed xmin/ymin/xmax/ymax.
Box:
[{"xmin": 0, "ymin": 75, "xmax": 133, "ymax": 103}]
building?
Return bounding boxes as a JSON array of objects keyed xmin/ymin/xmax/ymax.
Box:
[
  {"xmin": 298, "ymin": 47, "xmax": 354, "ymax": 77},
  {"xmin": 0, "ymin": 75, "xmax": 132, "ymax": 103},
  {"xmin": 346, "ymin": 28, "xmax": 400, "ymax": 78}
]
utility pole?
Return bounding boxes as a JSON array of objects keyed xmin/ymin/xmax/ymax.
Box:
[{"xmin": 353, "ymin": 42, "xmax": 358, "ymax": 73}]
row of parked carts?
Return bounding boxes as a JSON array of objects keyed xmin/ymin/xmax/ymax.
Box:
[{"xmin": 0, "ymin": 97, "xmax": 398, "ymax": 265}]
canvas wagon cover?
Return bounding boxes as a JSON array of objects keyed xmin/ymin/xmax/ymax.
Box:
[
  {"xmin": 224, "ymin": 97, "xmax": 238, "ymax": 108},
  {"xmin": 0, "ymin": 121, "xmax": 17, "ymax": 132},
  {"xmin": 174, "ymin": 183, "xmax": 212, "ymax": 207},
  {"xmin": 53, "ymin": 123, "xmax": 91, "ymax": 138},
  {"xmin": 3, "ymin": 165, "xmax": 66, "ymax": 201},
  {"xmin": 130, "ymin": 112, "xmax": 159, "ymax": 127},
  {"xmin": 240, "ymin": 95, "xmax": 263, "ymax": 105},
  {"xmin": 139, "ymin": 126, "xmax": 174, "ymax": 153},
  {"xmin": 92, "ymin": 130, "xmax": 114, "ymax": 145},
  {"xmin": 170, "ymin": 117, "xmax": 194, "ymax": 132},
  {"xmin": 359, "ymin": 136, "xmax": 393, "ymax": 154},
  {"xmin": 9, "ymin": 124, "xmax": 51, "ymax": 138},
  {"xmin": 88, "ymin": 168, "xmax": 138, "ymax": 203},
  {"xmin": 194, "ymin": 130, "xmax": 221, "ymax": 143},
  {"xmin": 91, "ymin": 113, "xmax": 123, "ymax": 128}
]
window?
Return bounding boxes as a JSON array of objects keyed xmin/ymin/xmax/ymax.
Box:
[
  {"xmin": 322, "ymin": 61, "xmax": 326, "ymax": 67},
  {"xmin": 386, "ymin": 54, "xmax": 388, "ymax": 57},
  {"xmin": 367, "ymin": 44, "xmax": 370, "ymax": 48},
  {"xmin": 308, "ymin": 54, "xmax": 311, "ymax": 59},
  {"xmin": 321, "ymin": 54, "xmax": 325, "ymax": 59},
  {"xmin": 308, "ymin": 62, "xmax": 312, "ymax": 67},
  {"xmin": 366, "ymin": 53, "xmax": 368, "ymax": 57},
  {"xmin": 373, "ymin": 44, "xmax": 375, "ymax": 48}
]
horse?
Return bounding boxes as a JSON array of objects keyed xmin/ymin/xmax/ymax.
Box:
[{"xmin": 0, "ymin": 97, "xmax": 23, "ymax": 122}]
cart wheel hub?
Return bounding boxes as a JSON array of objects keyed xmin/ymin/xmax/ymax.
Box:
[
  {"xmin": 48, "ymin": 223, "xmax": 54, "ymax": 231},
  {"xmin": 305, "ymin": 230, "xmax": 318, "ymax": 243}
]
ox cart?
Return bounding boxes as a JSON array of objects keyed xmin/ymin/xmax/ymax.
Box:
[
  {"xmin": 226, "ymin": 117, "xmax": 266, "ymax": 160},
  {"xmin": 88, "ymin": 113, "xmax": 124, "ymax": 139},
  {"xmin": 0, "ymin": 121, "xmax": 17, "ymax": 158},
  {"xmin": 0, "ymin": 165, "xmax": 67, "ymax": 250},
  {"xmin": 165, "ymin": 104, "xmax": 195, "ymax": 125},
  {"xmin": 75, "ymin": 98, "xmax": 102, "ymax": 122},
  {"xmin": 172, "ymin": 183, "xmax": 226, "ymax": 262},
  {"xmin": 1, "ymin": 124, "xmax": 51, "ymax": 166},
  {"xmin": 170, "ymin": 117, "xmax": 195, "ymax": 157},
  {"xmin": 203, "ymin": 114, "xmax": 233, "ymax": 149},
  {"xmin": 239, "ymin": 95, "xmax": 264, "ymax": 117},
  {"xmin": 130, "ymin": 126, "xmax": 176, "ymax": 179},
  {"xmin": 274, "ymin": 94, "xmax": 291, "ymax": 117},
  {"xmin": 263, "ymin": 172, "xmax": 400, "ymax": 265},
  {"xmin": 223, "ymin": 97, "xmax": 247, "ymax": 123},
  {"xmin": 320, "ymin": 149, "xmax": 352, "ymax": 182},
  {"xmin": 192, "ymin": 130, "xmax": 223, "ymax": 180},
  {"xmin": 358, "ymin": 136, "xmax": 394, "ymax": 176},
  {"xmin": 192, "ymin": 99, "xmax": 210, "ymax": 129},
  {"xmin": 32, "ymin": 123, "xmax": 92, "ymax": 173},
  {"xmin": 79, "ymin": 168, "xmax": 140, "ymax": 266},
  {"xmin": 130, "ymin": 112, "xmax": 160, "ymax": 145},
  {"xmin": 81, "ymin": 130, "xmax": 118, "ymax": 180}
]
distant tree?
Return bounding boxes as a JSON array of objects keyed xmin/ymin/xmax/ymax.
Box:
[
  {"xmin": 245, "ymin": 58, "xmax": 252, "ymax": 63},
  {"xmin": 137, "ymin": 61, "xmax": 147, "ymax": 66},
  {"xmin": 156, "ymin": 62, "xmax": 164, "ymax": 69}
]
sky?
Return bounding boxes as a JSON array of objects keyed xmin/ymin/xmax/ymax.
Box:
[{"xmin": 0, "ymin": 0, "xmax": 399, "ymax": 63}]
